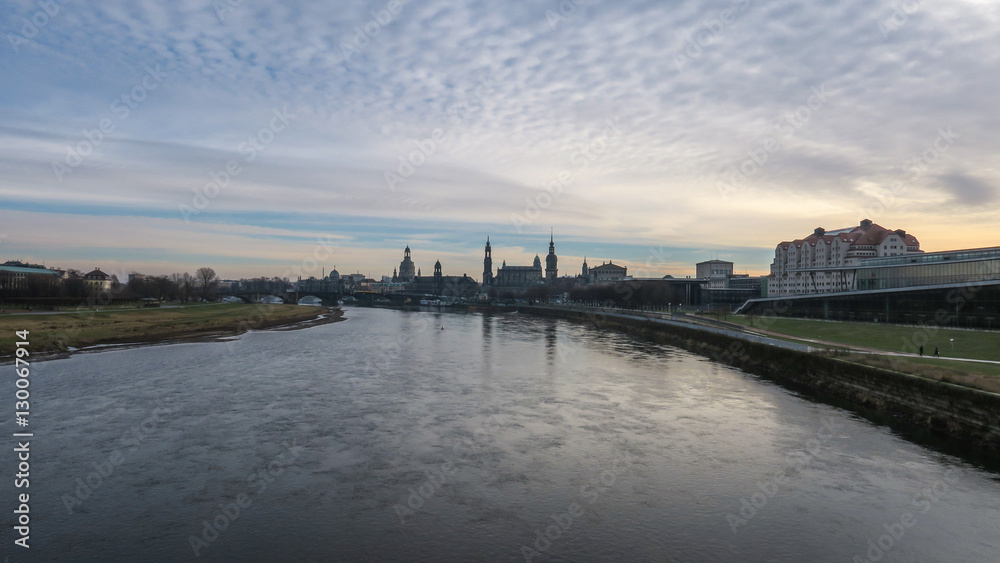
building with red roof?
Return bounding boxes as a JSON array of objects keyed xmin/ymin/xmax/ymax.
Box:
[{"xmin": 768, "ymin": 219, "xmax": 922, "ymax": 296}]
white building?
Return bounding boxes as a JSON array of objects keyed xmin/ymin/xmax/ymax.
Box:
[{"xmin": 768, "ymin": 219, "xmax": 922, "ymax": 296}]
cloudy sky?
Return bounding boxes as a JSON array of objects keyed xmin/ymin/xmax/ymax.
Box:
[{"xmin": 1, "ymin": 0, "xmax": 998, "ymax": 281}]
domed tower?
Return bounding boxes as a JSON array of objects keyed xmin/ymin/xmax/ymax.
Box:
[
  {"xmin": 398, "ymin": 245, "xmax": 416, "ymax": 282},
  {"xmin": 545, "ymin": 230, "xmax": 558, "ymax": 283},
  {"xmin": 533, "ymin": 254, "xmax": 541, "ymax": 269},
  {"xmin": 483, "ymin": 236, "xmax": 493, "ymax": 286},
  {"xmin": 581, "ymin": 257, "xmax": 588, "ymax": 279}
]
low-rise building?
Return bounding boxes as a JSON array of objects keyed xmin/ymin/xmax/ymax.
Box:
[
  {"xmin": 0, "ymin": 261, "xmax": 61, "ymax": 293},
  {"xmin": 588, "ymin": 261, "xmax": 628, "ymax": 284},
  {"xmin": 83, "ymin": 268, "xmax": 112, "ymax": 291}
]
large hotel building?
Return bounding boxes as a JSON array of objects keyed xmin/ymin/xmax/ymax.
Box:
[
  {"xmin": 743, "ymin": 219, "xmax": 1000, "ymax": 327},
  {"xmin": 768, "ymin": 219, "xmax": 921, "ymax": 296}
]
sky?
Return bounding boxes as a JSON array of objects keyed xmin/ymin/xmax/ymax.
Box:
[{"xmin": 1, "ymin": 0, "xmax": 998, "ymax": 281}]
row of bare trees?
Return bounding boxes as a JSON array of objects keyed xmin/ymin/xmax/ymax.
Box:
[{"xmin": 125, "ymin": 267, "xmax": 218, "ymax": 301}]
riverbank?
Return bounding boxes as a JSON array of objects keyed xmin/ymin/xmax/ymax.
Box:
[
  {"xmin": 0, "ymin": 303, "xmax": 343, "ymax": 358},
  {"xmin": 524, "ymin": 305, "xmax": 1000, "ymax": 452}
]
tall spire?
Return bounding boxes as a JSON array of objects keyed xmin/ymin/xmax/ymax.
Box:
[{"xmin": 546, "ymin": 229, "xmax": 557, "ymax": 282}]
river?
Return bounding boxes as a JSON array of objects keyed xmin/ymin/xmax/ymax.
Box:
[{"xmin": 4, "ymin": 307, "xmax": 999, "ymax": 562}]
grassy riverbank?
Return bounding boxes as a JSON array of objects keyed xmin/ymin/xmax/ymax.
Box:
[
  {"xmin": 0, "ymin": 303, "xmax": 341, "ymax": 357},
  {"xmin": 722, "ymin": 315, "xmax": 1000, "ymax": 361},
  {"xmin": 700, "ymin": 315, "xmax": 1000, "ymax": 392}
]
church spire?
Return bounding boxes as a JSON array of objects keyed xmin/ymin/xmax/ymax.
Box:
[
  {"xmin": 545, "ymin": 229, "xmax": 557, "ymax": 282},
  {"xmin": 483, "ymin": 235, "xmax": 493, "ymax": 286}
]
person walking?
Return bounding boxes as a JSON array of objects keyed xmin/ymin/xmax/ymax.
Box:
[
  {"xmin": 919, "ymin": 345, "xmax": 924, "ymax": 356},
  {"xmin": 934, "ymin": 346, "xmax": 940, "ymax": 357}
]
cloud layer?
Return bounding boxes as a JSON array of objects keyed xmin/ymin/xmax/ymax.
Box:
[{"xmin": 2, "ymin": 0, "xmax": 998, "ymax": 278}]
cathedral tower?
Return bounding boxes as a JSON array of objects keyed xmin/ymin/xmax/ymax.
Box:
[
  {"xmin": 483, "ymin": 236, "xmax": 493, "ymax": 286},
  {"xmin": 545, "ymin": 229, "xmax": 558, "ymax": 283}
]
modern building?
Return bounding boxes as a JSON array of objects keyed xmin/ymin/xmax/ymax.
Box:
[
  {"xmin": 696, "ymin": 260, "xmax": 734, "ymax": 281},
  {"xmin": 740, "ymin": 223, "xmax": 1000, "ymax": 328},
  {"xmin": 768, "ymin": 219, "xmax": 922, "ymax": 297},
  {"xmin": 694, "ymin": 259, "xmax": 763, "ymax": 305},
  {"xmin": 852, "ymin": 247, "xmax": 1000, "ymax": 291}
]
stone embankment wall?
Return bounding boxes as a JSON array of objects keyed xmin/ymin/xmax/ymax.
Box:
[{"xmin": 525, "ymin": 306, "xmax": 1000, "ymax": 451}]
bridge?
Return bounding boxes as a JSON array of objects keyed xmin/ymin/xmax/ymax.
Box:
[{"xmin": 219, "ymin": 288, "xmax": 342, "ymax": 306}]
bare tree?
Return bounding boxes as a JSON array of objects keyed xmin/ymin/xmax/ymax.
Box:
[{"xmin": 196, "ymin": 267, "xmax": 218, "ymax": 300}]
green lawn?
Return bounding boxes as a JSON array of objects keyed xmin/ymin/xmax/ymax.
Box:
[{"xmin": 724, "ymin": 315, "xmax": 1000, "ymax": 362}]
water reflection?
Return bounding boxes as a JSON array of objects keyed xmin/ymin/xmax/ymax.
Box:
[{"xmin": 8, "ymin": 307, "xmax": 999, "ymax": 562}]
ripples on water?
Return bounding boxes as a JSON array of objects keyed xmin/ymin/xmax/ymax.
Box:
[{"xmin": 3, "ymin": 307, "xmax": 999, "ymax": 562}]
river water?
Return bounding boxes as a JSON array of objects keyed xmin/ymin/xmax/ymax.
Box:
[{"xmin": 4, "ymin": 307, "xmax": 999, "ymax": 562}]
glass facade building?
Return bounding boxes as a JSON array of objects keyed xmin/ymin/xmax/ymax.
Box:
[
  {"xmin": 741, "ymin": 247, "xmax": 1000, "ymax": 327},
  {"xmin": 855, "ymin": 247, "xmax": 1000, "ymax": 291}
]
